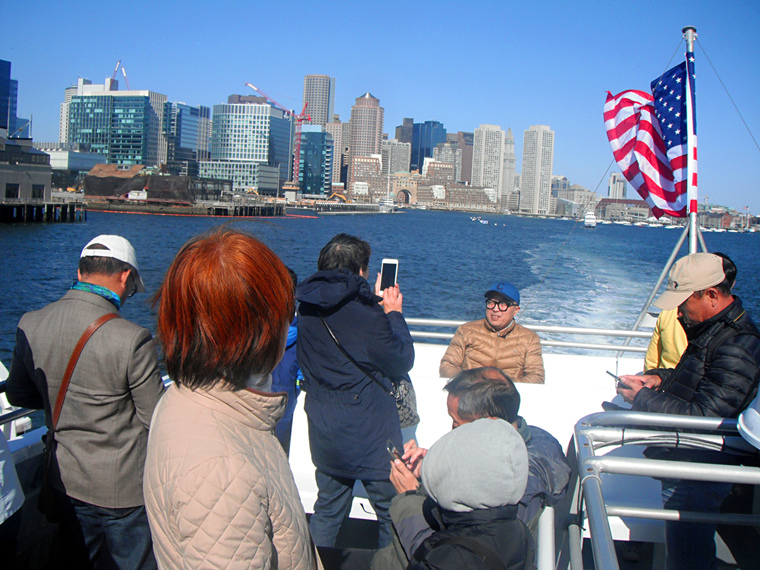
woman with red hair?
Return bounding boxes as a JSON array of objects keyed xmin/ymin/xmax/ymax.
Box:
[{"xmin": 143, "ymin": 228, "xmax": 320, "ymax": 569}]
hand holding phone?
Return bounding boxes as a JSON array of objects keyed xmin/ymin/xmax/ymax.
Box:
[
  {"xmin": 386, "ymin": 439, "xmax": 402, "ymax": 463},
  {"xmin": 380, "ymin": 259, "xmax": 399, "ymax": 291},
  {"xmin": 607, "ymin": 370, "xmax": 632, "ymax": 391}
]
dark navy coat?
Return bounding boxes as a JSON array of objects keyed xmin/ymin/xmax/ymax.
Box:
[{"xmin": 296, "ymin": 270, "xmax": 414, "ymax": 480}]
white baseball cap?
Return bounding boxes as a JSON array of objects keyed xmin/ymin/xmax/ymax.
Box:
[{"xmin": 80, "ymin": 235, "xmax": 145, "ymax": 292}]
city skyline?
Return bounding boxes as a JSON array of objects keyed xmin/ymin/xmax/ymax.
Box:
[{"xmin": 2, "ymin": 1, "xmax": 758, "ymax": 212}]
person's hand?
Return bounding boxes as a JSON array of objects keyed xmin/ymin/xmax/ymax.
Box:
[
  {"xmin": 382, "ymin": 284, "xmax": 403, "ymax": 314},
  {"xmin": 390, "ymin": 457, "xmax": 420, "ymax": 493},
  {"xmin": 402, "ymin": 439, "xmax": 427, "ymax": 479},
  {"xmin": 616, "ymin": 374, "xmax": 657, "ymax": 403},
  {"xmin": 374, "ymin": 272, "xmax": 384, "ymax": 298}
]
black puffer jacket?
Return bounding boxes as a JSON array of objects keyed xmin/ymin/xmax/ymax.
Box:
[
  {"xmin": 407, "ymin": 500, "xmax": 534, "ymax": 570},
  {"xmin": 634, "ymin": 297, "xmax": 760, "ymax": 418}
]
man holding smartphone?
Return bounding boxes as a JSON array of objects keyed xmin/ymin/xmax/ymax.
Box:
[
  {"xmin": 296, "ymin": 233, "xmax": 415, "ymax": 550},
  {"xmin": 616, "ymin": 252, "xmax": 760, "ymax": 570},
  {"xmin": 439, "ymin": 281, "xmax": 545, "ymax": 383}
]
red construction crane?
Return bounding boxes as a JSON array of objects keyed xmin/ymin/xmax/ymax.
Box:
[{"xmin": 244, "ymin": 83, "xmax": 311, "ymax": 186}]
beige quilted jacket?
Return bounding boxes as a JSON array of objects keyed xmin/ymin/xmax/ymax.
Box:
[
  {"xmin": 144, "ymin": 383, "xmax": 320, "ymax": 569},
  {"xmin": 439, "ymin": 319, "xmax": 545, "ymax": 383}
]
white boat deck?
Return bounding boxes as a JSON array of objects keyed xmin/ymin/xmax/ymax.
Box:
[{"xmin": 288, "ymin": 342, "xmax": 664, "ymax": 542}]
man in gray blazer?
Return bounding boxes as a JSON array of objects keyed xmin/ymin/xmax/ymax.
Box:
[{"xmin": 7, "ymin": 235, "xmax": 165, "ymax": 569}]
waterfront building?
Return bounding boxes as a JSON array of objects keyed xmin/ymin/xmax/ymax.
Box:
[
  {"xmin": 65, "ymin": 78, "xmax": 168, "ymax": 166},
  {"xmin": 608, "ymin": 172, "xmax": 628, "ymax": 199},
  {"xmin": 424, "ymin": 161, "xmax": 455, "ymax": 186},
  {"xmin": 349, "ymin": 155, "xmax": 382, "ymax": 202},
  {"xmin": 502, "ymin": 128, "xmax": 516, "ymax": 196},
  {"xmin": 303, "ymin": 75, "xmax": 336, "ymax": 127},
  {"xmin": 390, "ymin": 171, "xmax": 422, "ymax": 204},
  {"xmin": 395, "ymin": 118, "xmax": 413, "ymax": 144},
  {"xmin": 199, "ymin": 95, "xmax": 292, "ymax": 196},
  {"xmin": 558, "ymin": 184, "xmax": 597, "ymax": 213},
  {"xmin": 433, "ymin": 141, "xmax": 462, "ymax": 182},
  {"xmin": 381, "ymin": 139, "xmax": 411, "ymax": 176},
  {"xmin": 410, "ymin": 120, "xmax": 446, "ymax": 173},
  {"xmin": 298, "ymin": 125, "xmax": 334, "ymax": 196},
  {"xmin": 596, "ymin": 197, "xmax": 651, "ymax": 222},
  {"xmin": 33, "ymin": 142, "xmax": 106, "ymax": 189},
  {"xmin": 472, "ymin": 125, "xmax": 505, "ymax": 197},
  {"xmin": 162, "ymin": 102, "xmax": 211, "ymax": 177},
  {"xmin": 520, "ymin": 125, "xmax": 554, "ymax": 215},
  {"xmin": 1, "ymin": 136, "xmax": 52, "ymax": 202},
  {"xmin": 348, "ymin": 92, "xmax": 384, "ymax": 188},
  {"xmin": 551, "ymin": 175, "xmax": 570, "ymax": 197},
  {"xmin": 447, "ymin": 132, "xmax": 474, "ymax": 184},
  {"xmin": 504, "ymin": 190, "xmax": 520, "ymax": 212}
]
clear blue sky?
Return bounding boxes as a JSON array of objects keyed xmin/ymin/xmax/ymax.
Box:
[{"xmin": 3, "ymin": 0, "xmax": 759, "ymax": 212}]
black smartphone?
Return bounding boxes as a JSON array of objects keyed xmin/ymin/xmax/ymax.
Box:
[
  {"xmin": 606, "ymin": 370, "xmax": 631, "ymax": 390},
  {"xmin": 380, "ymin": 259, "xmax": 399, "ymax": 291},
  {"xmin": 386, "ymin": 439, "xmax": 402, "ymax": 462}
]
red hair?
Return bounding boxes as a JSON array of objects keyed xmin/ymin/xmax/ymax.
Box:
[{"xmin": 154, "ymin": 227, "xmax": 294, "ymax": 390}]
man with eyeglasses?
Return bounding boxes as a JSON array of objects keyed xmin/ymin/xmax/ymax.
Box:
[
  {"xmin": 439, "ymin": 281, "xmax": 544, "ymax": 383},
  {"xmin": 7, "ymin": 235, "xmax": 164, "ymax": 569},
  {"xmin": 616, "ymin": 252, "xmax": 760, "ymax": 570}
]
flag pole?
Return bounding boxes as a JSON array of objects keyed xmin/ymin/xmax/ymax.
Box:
[{"xmin": 683, "ymin": 26, "xmax": 699, "ymax": 254}]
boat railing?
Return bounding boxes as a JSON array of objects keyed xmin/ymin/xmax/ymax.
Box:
[
  {"xmin": 573, "ymin": 411, "xmax": 760, "ymax": 570},
  {"xmin": 406, "ymin": 317, "xmax": 652, "ymax": 353}
]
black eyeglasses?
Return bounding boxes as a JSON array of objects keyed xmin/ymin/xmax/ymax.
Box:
[
  {"xmin": 127, "ymin": 272, "xmax": 138, "ymax": 298},
  {"xmin": 485, "ymin": 298, "xmax": 516, "ymax": 312}
]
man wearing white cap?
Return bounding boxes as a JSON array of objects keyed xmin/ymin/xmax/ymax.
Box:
[
  {"xmin": 617, "ymin": 252, "xmax": 760, "ymax": 570},
  {"xmin": 7, "ymin": 235, "xmax": 165, "ymax": 569}
]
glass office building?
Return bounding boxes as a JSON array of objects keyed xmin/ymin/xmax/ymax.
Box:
[
  {"xmin": 67, "ymin": 90, "xmax": 167, "ymax": 166},
  {"xmin": 201, "ymin": 100, "xmax": 292, "ymax": 195},
  {"xmin": 411, "ymin": 120, "xmax": 446, "ymax": 173},
  {"xmin": 298, "ymin": 125, "xmax": 334, "ymax": 196},
  {"xmin": 163, "ymin": 102, "xmax": 211, "ymax": 176}
]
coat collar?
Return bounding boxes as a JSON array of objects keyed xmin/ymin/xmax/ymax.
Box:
[
  {"xmin": 483, "ymin": 318, "xmax": 516, "ymax": 338},
  {"xmin": 172, "ymin": 383, "xmax": 287, "ymax": 431}
]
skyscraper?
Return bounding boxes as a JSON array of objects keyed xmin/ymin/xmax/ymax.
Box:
[
  {"xmin": 395, "ymin": 118, "xmax": 413, "ymax": 144},
  {"xmin": 448, "ymin": 132, "xmax": 474, "ymax": 184},
  {"xmin": 433, "ymin": 141, "xmax": 462, "ymax": 182},
  {"xmin": 199, "ymin": 95, "xmax": 293, "ymax": 195},
  {"xmin": 303, "ymin": 75, "xmax": 336, "ymax": 127},
  {"xmin": 520, "ymin": 125, "xmax": 555, "ymax": 214},
  {"xmin": 608, "ymin": 172, "xmax": 628, "ymax": 199},
  {"xmin": 1, "ymin": 60, "xmax": 30, "ymax": 137},
  {"xmin": 472, "ymin": 125, "xmax": 505, "ymax": 193},
  {"xmin": 349, "ymin": 93, "xmax": 384, "ymax": 187},
  {"xmin": 298, "ymin": 125, "xmax": 334, "ymax": 196},
  {"xmin": 381, "ymin": 139, "xmax": 411, "ymax": 176},
  {"xmin": 502, "ymin": 128, "xmax": 516, "ymax": 196},
  {"xmin": 162, "ymin": 102, "xmax": 211, "ymax": 176},
  {"xmin": 410, "ymin": 120, "xmax": 446, "ymax": 173}
]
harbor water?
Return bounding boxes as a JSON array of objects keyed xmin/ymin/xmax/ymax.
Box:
[{"xmin": 2, "ymin": 209, "xmax": 759, "ymax": 367}]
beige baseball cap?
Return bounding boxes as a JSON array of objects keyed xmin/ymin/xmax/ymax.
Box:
[
  {"xmin": 653, "ymin": 253, "xmax": 725, "ymax": 311},
  {"xmin": 80, "ymin": 235, "xmax": 145, "ymax": 292}
]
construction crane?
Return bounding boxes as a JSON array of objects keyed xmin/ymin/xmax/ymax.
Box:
[
  {"xmin": 244, "ymin": 83, "xmax": 311, "ymax": 186},
  {"xmin": 121, "ymin": 66, "xmax": 131, "ymax": 90},
  {"xmin": 111, "ymin": 60, "xmax": 122, "ymax": 81}
]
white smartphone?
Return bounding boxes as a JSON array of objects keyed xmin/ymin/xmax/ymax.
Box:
[{"xmin": 380, "ymin": 258, "xmax": 399, "ymax": 291}]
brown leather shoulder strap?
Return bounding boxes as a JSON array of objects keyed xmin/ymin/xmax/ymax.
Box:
[{"xmin": 51, "ymin": 312, "xmax": 120, "ymax": 428}]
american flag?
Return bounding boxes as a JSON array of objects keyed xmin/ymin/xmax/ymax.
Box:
[{"xmin": 604, "ymin": 52, "xmax": 697, "ymax": 218}]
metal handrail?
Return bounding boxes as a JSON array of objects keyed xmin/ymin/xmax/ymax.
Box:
[
  {"xmin": 406, "ymin": 317, "xmax": 652, "ymax": 353},
  {"xmin": 573, "ymin": 411, "xmax": 760, "ymax": 570}
]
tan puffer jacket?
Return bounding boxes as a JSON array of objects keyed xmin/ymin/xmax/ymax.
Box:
[
  {"xmin": 439, "ymin": 319, "xmax": 545, "ymax": 383},
  {"xmin": 144, "ymin": 383, "xmax": 320, "ymax": 570}
]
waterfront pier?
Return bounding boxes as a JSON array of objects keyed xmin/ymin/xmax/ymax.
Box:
[{"xmin": 0, "ymin": 201, "xmax": 86, "ymax": 223}]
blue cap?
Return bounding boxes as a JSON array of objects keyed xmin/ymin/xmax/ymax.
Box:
[{"xmin": 484, "ymin": 281, "xmax": 520, "ymax": 306}]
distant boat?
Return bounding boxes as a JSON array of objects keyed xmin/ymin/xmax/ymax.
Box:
[{"xmin": 584, "ymin": 211, "xmax": 597, "ymax": 228}]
